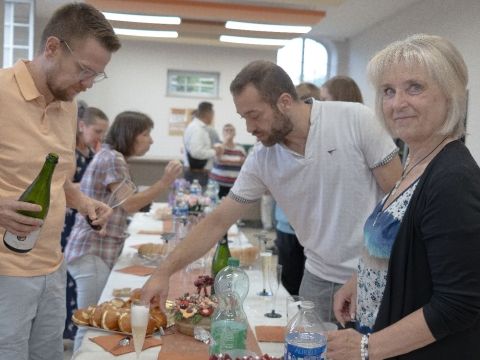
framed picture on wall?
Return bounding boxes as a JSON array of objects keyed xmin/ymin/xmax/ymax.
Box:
[{"xmin": 168, "ymin": 108, "xmax": 195, "ymax": 136}]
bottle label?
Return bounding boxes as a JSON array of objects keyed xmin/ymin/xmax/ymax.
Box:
[
  {"xmin": 209, "ymin": 319, "xmax": 247, "ymax": 355},
  {"xmin": 285, "ymin": 342, "xmax": 326, "ymax": 360},
  {"xmin": 3, "ymin": 228, "xmax": 41, "ymax": 253}
]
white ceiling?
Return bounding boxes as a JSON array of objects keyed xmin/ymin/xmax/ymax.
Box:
[{"xmin": 35, "ymin": 0, "xmax": 421, "ymax": 42}]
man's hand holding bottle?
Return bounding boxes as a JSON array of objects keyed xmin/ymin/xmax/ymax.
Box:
[{"xmin": 0, "ymin": 198, "xmax": 43, "ymax": 237}]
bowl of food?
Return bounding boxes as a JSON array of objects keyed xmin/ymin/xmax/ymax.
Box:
[
  {"xmin": 137, "ymin": 242, "xmax": 168, "ymax": 263},
  {"xmin": 169, "ymin": 275, "xmax": 218, "ymax": 336}
]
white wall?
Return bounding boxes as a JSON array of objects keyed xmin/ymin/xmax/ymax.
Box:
[
  {"xmin": 79, "ymin": 39, "xmax": 275, "ymax": 159},
  {"xmin": 348, "ymin": 0, "xmax": 480, "ymax": 161}
]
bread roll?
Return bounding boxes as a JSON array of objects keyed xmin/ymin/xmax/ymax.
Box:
[
  {"xmin": 150, "ymin": 306, "xmax": 167, "ymax": 329},
  {"xmin": 118, "ymin": 309, "xmax": 132, "ymax": 333},
  {"xmin": 146, "ymin": 316, "xmax": 157, "ymax": 335},
  {"xmin": 112, "ymin": 288, "xmax": 131, "ymax": 297},
  {"xmin": 72, "ymin": 308, "xmax": 90, "ymax": 326},
  {"xmin": 109, "ymin": 298, "xmax": 126, "ymax": 308},
  {"xmin": 90, "ymin": 304, "xmax": 106, "ymax": 328},
  {"xmin": 129, "ymin": 288, "xmax": 142, "ymax": 302},
  {"xmin": 101, "ymin": 305, "xmax": 121, "ymax": 331},
  {"xmin": 138, "ymin": 243, "xmax": 166, "ymax": 257},
  {"xmin": 230, "ymin": 246, "xmax": 259, "ymax": 267}
]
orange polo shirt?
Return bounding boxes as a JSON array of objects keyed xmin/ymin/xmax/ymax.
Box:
[{"xmin": 0, "ymin": 60, "xmax": 76, "ymax": 276}]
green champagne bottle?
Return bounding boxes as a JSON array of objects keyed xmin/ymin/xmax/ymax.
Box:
[
  {"xmin": 3, "ymin": 153, "xmax": 59, "ymax": 253},
  {"xmin": 211, "ymin": 234, "xmax": 231, "ymax": 283}
]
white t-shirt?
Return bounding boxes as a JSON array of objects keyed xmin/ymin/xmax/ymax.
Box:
[{"xmin": 230, "ymin": 100, "xmax": 398, "ymax": 283}]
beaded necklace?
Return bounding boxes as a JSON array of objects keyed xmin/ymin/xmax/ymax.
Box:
[{"xmin": 390, "ymin": 136, "xmax": 448, "ymax": 197}]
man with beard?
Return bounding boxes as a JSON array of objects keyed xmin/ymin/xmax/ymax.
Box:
[
  {"xmin": 0, "ymin": 4, "xmax": 119, "ymax": 359},
  {"xmin": 142, "ymin": 60, "xmax": 402, "ymax": 322}
]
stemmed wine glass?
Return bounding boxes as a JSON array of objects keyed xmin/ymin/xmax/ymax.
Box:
[
  {"xmin": 265, "ymin": 264, "xmax": 282, "ymax": 318},
  {"xmin": 258, "ymin": 253, "xmax": 273, "ymax": 296},
  {"xmin": 87, "ymin": 176, "xmax": 137, "ymax": 230},
  {"xmin": 131, "ymin": 299, "xmax": 150, "ymax": 359},
  {"xmin": 255, "ymin": 232, "xmax": 272, "ymax": 296}
]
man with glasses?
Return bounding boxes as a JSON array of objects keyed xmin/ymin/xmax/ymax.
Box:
[{"xmin": 0, "ymin": 3, "xmax": 120, "ymax": 360}]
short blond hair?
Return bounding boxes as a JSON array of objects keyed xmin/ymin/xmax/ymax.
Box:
[{"xmin": 367, "ymin": 34, "xmax": 468, "ymax": 139}]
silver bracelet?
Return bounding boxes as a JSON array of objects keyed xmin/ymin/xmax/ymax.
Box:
[{"xmin": 360, "ymin": 334, "xmax": 370, "ymax": 360}]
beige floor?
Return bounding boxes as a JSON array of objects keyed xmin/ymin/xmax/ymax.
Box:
[{"xmin": 63, "ymin": 226, "xmax": 276, "ymax": 359}]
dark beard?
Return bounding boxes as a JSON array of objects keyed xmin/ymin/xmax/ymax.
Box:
[{"xmin": 261, "ymin": 109, "xmax": 293, "ymax": 147}]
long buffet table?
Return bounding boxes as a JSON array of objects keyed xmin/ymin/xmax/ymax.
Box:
[{"xmin": 72, "ymin": 206, "xmax": 288, "ymax": 359}]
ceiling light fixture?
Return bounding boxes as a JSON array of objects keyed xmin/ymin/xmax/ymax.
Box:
[
  {"xmin": 114, "ymin": 28, "xmax": 179, "ymax": 38},
  {"xmin": 103, "ymin": 12, "xmax": 181, "ymax": 25},
  {"xmin": 225, "ymin": 21, "xmax": 311, "ymax": 34},
  {"xmin": 220, "ymin": 35, "xmax": 289, "ymax": 46}
]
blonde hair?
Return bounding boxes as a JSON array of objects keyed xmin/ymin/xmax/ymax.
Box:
[{"xmin": 367, "ymin": 34, "xmax": 468, "ymax": 139}]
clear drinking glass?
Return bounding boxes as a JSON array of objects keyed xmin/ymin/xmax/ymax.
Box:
[
  {"xmin": 131, "ymin": 299, "xmax": 150, "ymax": 359},
  {"xmin": 265, "ymin": 264, "xmax": 282, "ymax": 318}
]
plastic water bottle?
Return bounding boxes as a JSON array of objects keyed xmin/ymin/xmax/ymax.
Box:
[
  {"xmin": 190, "ymin": 179, "xmax": 202, "ymax": 195},
  {"xmin": 209, "ymin": 257, "xmax": 249, "ymax": 355},
  {"xmin": 284, "ymin": 301, "xmax": 327, "ymax": 360},
  {"xmin": 205, "ymin": 180, "xmax": 219, "ymax": 207},
  {"xmin": 172, "ymin": 190, "xmax": 188, "ymax": 219},
  {"xmin": 214, "ymin": 257, "xmax": 249, "ymax": 302}
]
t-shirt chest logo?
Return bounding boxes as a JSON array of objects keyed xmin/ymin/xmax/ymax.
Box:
[{"xmin": 327, "ymin": 148, "xmax": 337, "ymax": 155}]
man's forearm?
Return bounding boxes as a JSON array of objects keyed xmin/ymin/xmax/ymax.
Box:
[{"xmin": 158, "ymin": 210, "xmax": 231, "ymax": 276}]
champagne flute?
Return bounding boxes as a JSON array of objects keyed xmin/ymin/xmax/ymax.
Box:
[
  {"xmin": 131, "ymin": 299, "xmax": 150, "ymax": 359},
  {"xmin": 265, "ymin": 264, "xmax": 282, "ymax": 318},
  {"xmin": 257, "ymin": 249, "xmax": 272, "ymax": 296}
]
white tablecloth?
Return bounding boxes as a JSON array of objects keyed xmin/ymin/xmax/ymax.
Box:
[{"xmin": 72, "ymin": 209, "xmax": 287, "ymax": 359}]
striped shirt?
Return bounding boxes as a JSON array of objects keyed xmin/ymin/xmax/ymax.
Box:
[
  {"xmin": 209, "ymin": 145, "xmax": 246, "ymax": 187},
  {"xmin": 64, "ymin": 144, "xmax": 130, "ymax": 269}
]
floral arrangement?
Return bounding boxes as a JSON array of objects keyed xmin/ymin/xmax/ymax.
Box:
[
  {"xmin": 185, "ymin": 193, "xmax": 212, "ymax": 214},
  {"xmin": 169, "ymin": 178, "xmax": 213, "ymax": 215},
  {"xmin": 171, "ymin": 275, "xmax": 217, "ymax": 325}
]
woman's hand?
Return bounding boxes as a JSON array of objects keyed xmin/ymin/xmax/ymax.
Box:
[
  {"xmin": 326, "ymin": 329, "xmax": 363, "ymax": 360},
  {"xmin": 161, "ymin": 160, "xmax": 183, "ymax": 186},
  {"xmin": 333, "ymin": 274, "xmax": 357, "ymax": 327}
]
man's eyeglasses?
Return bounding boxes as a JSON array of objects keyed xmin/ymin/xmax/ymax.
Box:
[{"xmin": 60, "ymin": 40, "xmax": 107, "ymax": 83}]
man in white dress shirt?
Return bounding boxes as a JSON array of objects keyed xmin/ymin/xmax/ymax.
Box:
[{"xmin": 183, "ymin": 102, "xmax": 223, "ymax": 187}]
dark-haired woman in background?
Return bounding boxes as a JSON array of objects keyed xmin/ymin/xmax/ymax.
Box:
[
  {"xmin": 320, "ymin": 75, "xmax": 363, "ymax": 103},
  {"xmin": 65, "ymin": 111, "xmax": 182, "ymax": 350},
  {"xmin": 61, "ymin": 105, "xmax": 109, "ymax": 341}
]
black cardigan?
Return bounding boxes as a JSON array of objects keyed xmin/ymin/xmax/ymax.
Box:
[{"xmin": 373, "ymin": 141, "xmax": 480, "ymax": 359}]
